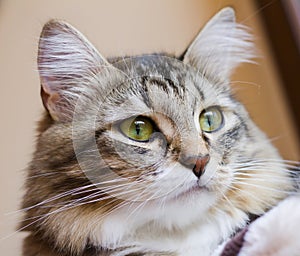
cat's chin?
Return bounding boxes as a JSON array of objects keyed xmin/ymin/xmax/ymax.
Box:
[{"xmin": 96, "ymin": 193, "xmax": 219, "ymax": 252}]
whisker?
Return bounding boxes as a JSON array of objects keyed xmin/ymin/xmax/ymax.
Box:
[
  {"xmin": 231, "ymin": 180, "xmax": 293, "ymax": 195},
  {"xmin": 233, "ymin": 173, "xmax": 295, "ymax": 183},
  {"xmin": 228, "ymin": 185, "xmax": 275, "ymax": 210}
]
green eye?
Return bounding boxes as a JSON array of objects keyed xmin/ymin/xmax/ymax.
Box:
[
  {"xmin": 199, "ymin": 107, "xmax": 223, "ymax": 133},
  {"xmin": 119, "ymin": 116, "xmax": 154, "ymax": 142}
]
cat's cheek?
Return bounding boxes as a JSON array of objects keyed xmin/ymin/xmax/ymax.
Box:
[
  {"xmin": 107, "ymin": 130, "xmax": 167, "ymax": 169},
  {"xmin": 197, "ymin": 160, "xmax": 231, "ymax": 192}
]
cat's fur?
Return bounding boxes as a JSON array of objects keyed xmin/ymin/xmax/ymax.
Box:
[{"xmin": 21, "ymin": 8, "xmax": 296, "ymax": 256}]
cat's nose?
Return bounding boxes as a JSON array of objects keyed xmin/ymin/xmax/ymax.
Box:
[
  {"xmin": 192, "ymin": 155, "xmax": 210, "ymax": 178},
  {"xmin": 181, "ymin": 155, "xmax": 210, "ymax": 178}
]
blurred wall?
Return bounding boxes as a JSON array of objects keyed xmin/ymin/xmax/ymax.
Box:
[{"xmin": 0, "ymin": 1, "xmax": 299, "ymax": 255}]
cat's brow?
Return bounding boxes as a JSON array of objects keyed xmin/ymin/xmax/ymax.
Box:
[{"xmin": 141, "ymin": 76, "xmax": 185, "ymax": 99}]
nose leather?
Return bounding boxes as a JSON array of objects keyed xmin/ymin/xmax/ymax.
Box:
[
  {"xmin": 180, "ymin": 155, "xmax": 210, "ymax": 178},
  {"xmin": 192, "ymin": 155, "xmax": 210, "ymax": 178}
]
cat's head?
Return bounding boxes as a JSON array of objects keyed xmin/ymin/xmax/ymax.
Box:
[{"xmin": 22, "ymin": 7, "xmax": 294, "ymax": 254}]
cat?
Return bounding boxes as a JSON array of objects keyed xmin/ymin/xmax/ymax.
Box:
[{"xmin": 20, "ymin": 7, "xmax": 297, "ymax": 256}]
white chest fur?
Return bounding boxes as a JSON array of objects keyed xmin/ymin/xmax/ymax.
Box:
[{"xmin": 91, "ymin": 196, "xmax": 247, "ymax": 256}]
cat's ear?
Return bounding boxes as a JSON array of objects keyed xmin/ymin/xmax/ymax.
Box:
[
  {"xmin": 183, "ymin": 7, "xmax": 254, "ymax": 83},
  {"xmin": 38, "ymin": 20, "xmax": 110, "ymax": 121}
]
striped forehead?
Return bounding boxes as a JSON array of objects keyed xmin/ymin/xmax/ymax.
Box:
[
  {"xmin": 140, "ymin": 75, "xmax": 201, "ymax": 113},
  {"xmin": 105, "ymin": 55, "xmax": 234, "ymax": 122},
  {"xmin": 138, "ymin": 70, "xmax": 227, "ymax": 112}
]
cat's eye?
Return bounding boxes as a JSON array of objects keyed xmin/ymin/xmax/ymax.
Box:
[
  {"xmin": 199, "ymin": 107, "xmax": 223, "ymax": 133},
  {"xmin": 119, "ymin": 116, "xmax": 154, "ymax": 142}
]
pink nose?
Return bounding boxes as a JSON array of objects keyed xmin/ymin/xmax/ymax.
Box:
[
  {"xmin": 180, "ymin": 154, "xmax": 210, "ymax": 178},
  {"xmin": 192, "ymin": 155, "xmax": 210, "ymax": 178}
]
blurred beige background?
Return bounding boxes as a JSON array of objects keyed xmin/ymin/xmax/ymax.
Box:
[{"xmin": 0, "ymin": 0, "xmax": 299, "ymax": 255}]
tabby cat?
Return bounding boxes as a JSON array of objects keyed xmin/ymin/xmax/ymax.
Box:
[{"xmin": 21, "ymin": 7, "xmax": 296, "ymax": 256}]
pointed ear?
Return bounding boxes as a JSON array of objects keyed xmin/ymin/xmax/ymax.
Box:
[
  {"xmin": 183, "ymin": 7, "xmax": 255, "ymax": 83},
  {"xmin": 38, "ymin": 20, "xmax": 110, "ymax": 121}
]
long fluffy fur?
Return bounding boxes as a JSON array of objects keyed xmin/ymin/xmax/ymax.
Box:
[{"xmin": 20, "ymin": 7, "xmax": 298, "ymax": 256}]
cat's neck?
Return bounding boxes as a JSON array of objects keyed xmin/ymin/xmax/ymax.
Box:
[{"xmin": 88, "ymin": 199, "xmax": 248, "ymax": 255}]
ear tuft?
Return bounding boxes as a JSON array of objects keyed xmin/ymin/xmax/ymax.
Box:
[
  {"xmin": 183, "ymin": 7, "xmax": 255, "ymax": 84},
  {"xmin": 38, "ymin": 20, "xmax": 109, "ymax": 121}
]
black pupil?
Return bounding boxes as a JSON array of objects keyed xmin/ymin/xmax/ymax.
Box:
[
  {"xmin": 135, "ymin": 121, "xmax": 144, "ymax": 135},
  {"xmin": 206, "ymin": 113, "xmax": 212, "ymax": 127}
]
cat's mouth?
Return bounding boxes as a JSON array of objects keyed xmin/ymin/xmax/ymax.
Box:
[{"xmin": 169, "ymin": 183, "xmax": 210, "ymax": 201}]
